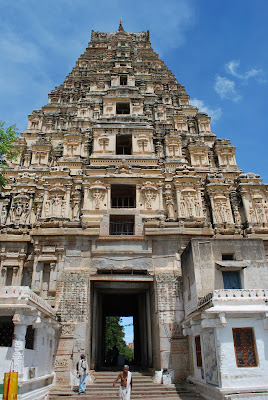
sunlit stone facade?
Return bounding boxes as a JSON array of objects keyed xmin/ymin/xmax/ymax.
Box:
[{"xmin": 1, "ymin": 23, "xmax": 268, "ymax": 399}]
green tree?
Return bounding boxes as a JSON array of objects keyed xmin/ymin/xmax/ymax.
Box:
[
  {"xmin": 123, "ymin": 344, "xmax": 134, "ymax": 361},
  {"xmin": 0, "ymin": 121, "xmax": 19, "ymax": 186},
  {"xmin": 105, "ymin": 316, "xmax": 134, "ymax": 361},
  {"xmin": 105, "ymin": 316, "xmax": 126, "ymax": 354}
]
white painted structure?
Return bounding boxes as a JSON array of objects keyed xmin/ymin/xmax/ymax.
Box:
[
  {"xmin": 0, "ymin": 287, "xmax": 59, "ymax": 400},
  {"xmin": 183, "ymin": 290, "xmax": 268, "ymax": 399},
  {"xmin": 181, "ymin": 237, "xmax": 268, "ymax": 400}
]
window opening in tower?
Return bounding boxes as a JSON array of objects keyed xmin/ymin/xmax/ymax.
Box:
[
  {"xmin": 116, "ymin": 102, "xmax": 130, "ymax": 114},
  {"xmin": 110, "ymin": 215, "xmax": 134, "ymax": 235},
  {"xmin": 116, "ymin": 134, "xmax": 132, "ymax": 154},
  {"xmin": 120, "ymin": 76, "xmax": 127, "ymax": 86},
  {"xmin": 111, "ymin": 184, "xmax": 136, "ymax": 208}
]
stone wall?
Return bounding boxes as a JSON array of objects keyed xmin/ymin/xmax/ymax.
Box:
[{"xmin": 54, "ymin": 272, "xmax": 90, "ymax": 384}]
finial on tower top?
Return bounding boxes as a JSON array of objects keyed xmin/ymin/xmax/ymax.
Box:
[{"xmin": 118, "ymin": 17, "xmax": 124, "ymax": 31}]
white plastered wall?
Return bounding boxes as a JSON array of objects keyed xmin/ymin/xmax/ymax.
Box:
[{"xmin": 216, "ymin": 316, "xmax": 268, "ymax": 390}]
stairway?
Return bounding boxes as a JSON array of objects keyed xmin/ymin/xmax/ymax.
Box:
[{"xmin": 49, "ymin": 371, "xmax": 205, "ymax": 399}]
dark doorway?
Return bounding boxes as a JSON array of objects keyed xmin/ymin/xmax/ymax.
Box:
[
  {"xmin": 116, "ymin": 103, "xmax": 130, "ymax": 115},
  {"xmin": 111, "ymin": 184, "xmax": 136, "ymax": 208},
  {"xmin": 103, "ymin": 294, "xmax": 139, "ymax": 368},
  {"xmin": 109, "ymin": 215, "xmax": 134, "ymax": 235},
  {"xmin": 120, "ymin": 76, "xmax": 128, "ymax": 86},
  {"xmin": 91, "ymin": 282, "xmax": 153, "ymax": 371},
  {"xmin": 116, "ymin": 135, "xmax": 132, "ymax": 154}
]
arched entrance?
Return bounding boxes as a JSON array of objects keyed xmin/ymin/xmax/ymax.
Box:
[{"xmin": 90, "ymin": 278, "xmax": 153, "ymax": 370}]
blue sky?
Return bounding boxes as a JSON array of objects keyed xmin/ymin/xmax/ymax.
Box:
[
  {"xmin": 121, "ymin": 317, "xmax": 133, "ymax": 344},
  {"xmin": 0, "ymin": 0, "xmax": 267, "ymax": 182}
]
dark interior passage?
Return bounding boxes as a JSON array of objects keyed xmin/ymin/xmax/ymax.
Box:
[
  {"xmin": 103, "ymin": 294, "xmax": 139, "ymax": 368},
  {"xmin": 104, "ymin": 315, "xmax": 134, "ymax": 367},
  {"xmin": 91, "ymin": 283, "xmax": 153, "ymax": 371}
]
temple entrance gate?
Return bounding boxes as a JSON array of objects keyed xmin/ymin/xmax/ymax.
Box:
[{"xmin": 90, "ymin": 278, "xmax": 154, "ymax": 370}]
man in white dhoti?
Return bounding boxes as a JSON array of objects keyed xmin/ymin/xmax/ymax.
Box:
[{"xmin": 113, "ymin": 365, "xmax": 132, "ymax": 400}]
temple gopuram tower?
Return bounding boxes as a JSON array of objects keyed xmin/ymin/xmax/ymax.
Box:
[{"xmin": 1, "ymin": 23, "xmax": 268, "ymax": 400}]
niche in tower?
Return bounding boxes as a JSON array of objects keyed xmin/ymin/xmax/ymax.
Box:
[
  {"xmin": 116, "ymin": 135, "xmax": 132, "ymax": 155},
  {"xmin": 116, "ymin": 102, "xmax": 130, "ymax": 115}
]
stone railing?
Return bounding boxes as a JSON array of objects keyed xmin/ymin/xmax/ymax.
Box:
[
  {"xmin": 197, "ymin": 289, "xmax": 268, "ymax": 308},
  {"xmin": 0, "ymin": 286, "xmax": 56, "ymax": 317},
  {"xmin": 212, "ymin": 289, "xmax": 268, "ymax": 299}
]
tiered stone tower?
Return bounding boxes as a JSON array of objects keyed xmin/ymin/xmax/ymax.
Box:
[{"xmin": 1, "ymin": 23, "xmax": 268, "ymax": 388}]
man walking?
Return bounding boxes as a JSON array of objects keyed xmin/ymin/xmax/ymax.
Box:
[
  {"xmin": 77, "ymin": 353, "xmax": 89, "ymax": 394},
  {"xmin": 113, "ymin": 365, "xmax": 132, "ymax": 400}
]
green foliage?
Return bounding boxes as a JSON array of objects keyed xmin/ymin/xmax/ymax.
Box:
[
  {"xmin": 123, "ymin": 344, "xmax": 134, "ymax": 360},
  {"xmin": 105, "ymin": 316, "xmax": 126, "ymax": 353},
  {"xmin": 105, "ymin": 316, "xmax": 134, "ymax": 361},
  {"xmin": 0, "ymin": 121, "xmax": 19, "ymax": 186}
]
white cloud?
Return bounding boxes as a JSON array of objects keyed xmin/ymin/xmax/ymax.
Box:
[
  {"xmin": 214, "ymin": 75, "xmax": 242, "ymax": 102},
  {"xmin": 191, "ymin": 98, "xmax": 222, "ymax": 121},
  {"xmin": 141, "ymin": 0, "xmax": 196, "ymax": 53},
  {"xmin": 225, "ymin": 60, "xmax": 265, "ymax": 83}
]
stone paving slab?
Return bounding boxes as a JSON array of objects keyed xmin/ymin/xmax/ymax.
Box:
[{"xmin": 49, "ymin": 394, "xmax": 205, "ymax": 400}]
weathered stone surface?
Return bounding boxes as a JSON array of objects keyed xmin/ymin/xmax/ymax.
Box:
[
  {"xmin": 60, "ymin": 324, "xmax": 75, "ymax": 338},
  {"xmin": 56, "ymin": 339, "xmax": 73, "ymax": 355},
  {"xmin": 54, "ymin": 355, "xmax": 73, "ymax": 371},
  {"xmin": 56, "ymin": 272, "xmax": 90, "ymax": 323}
]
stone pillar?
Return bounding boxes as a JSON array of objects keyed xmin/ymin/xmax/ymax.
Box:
[
  {"xmin": 100, "ymin": 215, "xmax": 110, "ymax": 236},
  {"xmin": 12, "ymin": 322, "xmax": 27, "ymax": 378},
  {"xmin": 0, "ymin": 199, "xmax": 4, "ymax": 220},
  {"xmin": 46, "ymin": 326, "xmax": 55, "ymax": 375},
  {"xmin": 12, "ymin": 267, "xmax": 20, "ymax": 285},
  {"xmin": 91, "ymin": 290, "xmax": 98, "ymax": 369},
  {"xmin": 106, "ymin": 184, "xmax": 111, "ymax": 209},
  {"xmin": 135, "ymin": 215, "xmax": 144, "ymax": 236},
  {"xmin": 26, "ymin": 192, "xmax": 34, "ymax": 224},
  {"xmin": 2, "ymin": 199, "xmax": 10, "ymax": 224},
  {"xmin": 146, "ymin": 290, "xmax": 153, "ymax": 367},
  {"xmin": 65, "ymin": 184, "xmax": 72, "ymax": 219},
  {"xmin": 197, "ymin": 189, "xmax": 204, "ymax": 218},
  {"xmin": 136, "ymin": 184, "xmax": 141, "ymax": 210},
  {"xmin": 157, "ymin": 183, "xmax": 164, "ymax": 211},
  {"xmin": 49, "ymin": 262, "xmax": 57, "ymax": 291},
  {"xmin": 7, "ymin": 197, "xmax": 15, "ymax": 224},
  {"xmin": 82, "ymin": 185, "xmax": 89, "ymax": 210},
  {"xmin": 174, "ymin": 185, "xmax": 182, "ymax": 218},
  {"xmin": 240, "ymin": 190, "xmax": 250, "ymax": 222},
  {"xmin": 41, "ymin": 184, "xmax": 49, "ymax": 218},
  {"xmin": 1, "ymin": 267, "xmax": 7, "ymax": 285},
  {"xmin": 208, "ymin": 195, "xmax": 216, "ymax": 224},
  {"xmin": 31, "ymin": 249, "xmax": 42, "ymax": 292}
]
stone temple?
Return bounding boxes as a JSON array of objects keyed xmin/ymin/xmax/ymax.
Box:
[{"xmin": 1, "ymin": 23, "xmax": 268, "ymax": 400}]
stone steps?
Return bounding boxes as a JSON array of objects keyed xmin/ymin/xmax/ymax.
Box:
[{"xmin": 49, "ymin": 371, "xmax": 204, "ymax": 400}]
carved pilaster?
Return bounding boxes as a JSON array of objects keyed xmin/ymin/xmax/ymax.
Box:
[
  {"xmin": 49, "ymin": 262, "xmax": 57, "ymax": 291},
  {"xmin": 157, "ymin": 183, "xmax": 164, "ymax": 211},
  {"xmin": 65, "ymin": 184, "xmax": 72, "ymax": 219},
  {"xmin": 41, "ymin": 184, "xmax": 49, "ymax": 218},
  {"xmin": 230, "ymin": 189, "xmax": 242, "ymax": 227},
  {"xmin": 82, "ymin": 184, "xmax": 89, "ymax": 210},
  {"xmin": 164, "ymin": 184, "xmax": 175, "ymax": 220},
  {"xmin": 12, "ymin": 321, "xmax": 27, "ymax": 378},
  {"xmin": 27, "ymin": 192, "xmax": 35, "ymax": 225}
]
